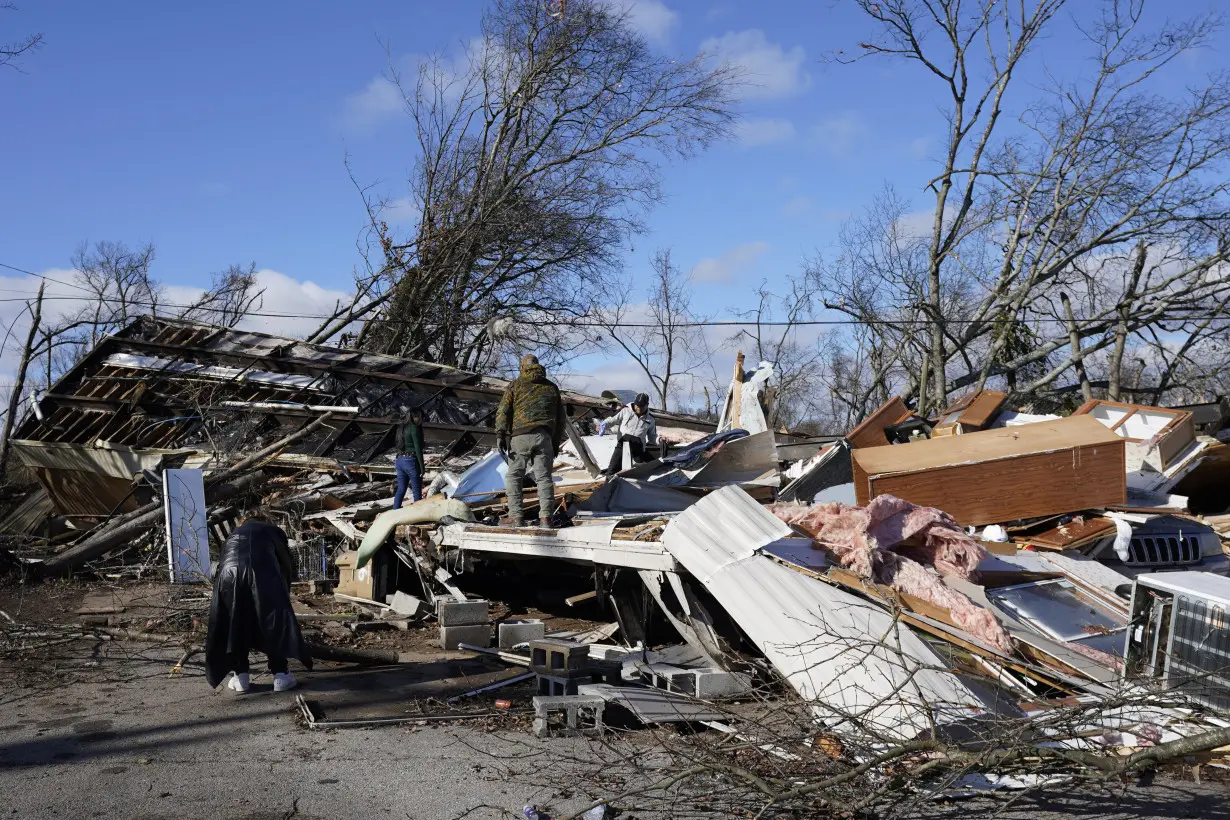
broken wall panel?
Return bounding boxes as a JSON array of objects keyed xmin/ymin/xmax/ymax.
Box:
[{"xmin": 851, "ymin": 415, "xmax": 1126, "ymax": 526}]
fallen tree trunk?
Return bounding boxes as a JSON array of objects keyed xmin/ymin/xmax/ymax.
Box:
[
  {"xmin": 42, "ymin": 471, "xmax": 264, "ymax": 577},
  {"xmin": 43, "ymin": 412, "xmax": 338, "ymax": 577},
  {"xmin": 302, "ymin": 640, "xmax": 403, "ymax": 665}
]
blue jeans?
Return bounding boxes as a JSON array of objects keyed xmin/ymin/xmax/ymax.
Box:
[{"xmin": 394, "ymin": 455, "xmax": 422, "ymax": 509}]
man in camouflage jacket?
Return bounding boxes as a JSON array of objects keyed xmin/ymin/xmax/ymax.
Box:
[{"xmin": 495, "ymin": 354, "xmax": 567, "ymax": 526}]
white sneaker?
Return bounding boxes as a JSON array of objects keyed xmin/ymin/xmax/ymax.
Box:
[
  {"xmin": 227, "ymin": 672, "xmax": 250, "ymax": 693},
  {"xmin": 273, "ymin": 672, "xmax": 298, "ymax": 692}
]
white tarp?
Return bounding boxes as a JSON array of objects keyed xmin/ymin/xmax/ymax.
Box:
[
  {"xmin": 163, "ymin": 469, "xmax": 210, "ymax": 583},
  {"xmin": 716, "ymin": 361, "xmax": 774, "ymax": 436}
]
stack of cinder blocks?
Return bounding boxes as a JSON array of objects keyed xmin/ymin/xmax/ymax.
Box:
[
  {"xmin": 530, "ymin": 638, "xmax": 591, "ymax": 696},
  {"xmin": 437, "ymin": 598, "xmax": 490, "ymax": 649}
]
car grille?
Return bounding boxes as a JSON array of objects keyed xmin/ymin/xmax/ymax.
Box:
[{"xmin": 1125, "ymin": 534, "xmax": 1202, "ymax": 565}]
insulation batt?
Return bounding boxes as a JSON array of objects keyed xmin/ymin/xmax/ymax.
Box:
[{"xmin": 771, "ymin": 495, "xmax": 1014, "ymax": 654}]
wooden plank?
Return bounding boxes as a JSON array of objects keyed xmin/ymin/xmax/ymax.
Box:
[
  {"xmin": 1013, "ymin": 516, "xmax": 1117, "ymax": 551},
  {"xmin": 846, "ymin": 397, "xmax": 912, "ymax": 449},
  {"xmin": 961, "ymin": 390, "xmax": 1008, "ymax": 429}
]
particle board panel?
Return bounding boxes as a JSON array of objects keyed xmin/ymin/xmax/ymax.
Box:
[
  {"xmin": 932, "ymin": 390, "xmax": 1008, "ymax": 438},
  {"xmin": 852, "ymin": 415, "xmax": 1126, "ymax": 526},
  {"xmin": 846, "ymin": 397, "xmax": 912, "ymax": 449}
]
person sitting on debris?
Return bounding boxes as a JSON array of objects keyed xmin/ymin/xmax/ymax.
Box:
[
  {"xmin": 205, "ymin": 512, "xmax": 311, "ymax": 694},
  {"xmin": 495, "ymin": 354, "xmax": 567, "ymax": 527},
  {"xmin": 600, "ymin": 392, "xmax": 658, "ymax": 476},
  {"xmin": 393, "ymin": 406, "xmax": 426, "ymax": 508}
]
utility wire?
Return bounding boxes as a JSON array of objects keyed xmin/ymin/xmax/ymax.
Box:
[
  {"xmin": 3, "ymin": 261, "xmax": 1228, "ymax": 327},
  {"xmin": 0, "ymin": 261, "xmax": 98, "ymax": 295}
]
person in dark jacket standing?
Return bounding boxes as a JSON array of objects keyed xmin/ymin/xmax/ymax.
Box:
[
  {"xmin": 205, "ymin": 513, "xmax": 311, "ymax": 693},
  {"xmin": 393, "ymin": 406, "xmax": 426, "ymax": 509},
  {"xmin": 495, "ymin": 354, "xmax": 567, "ymax": 527}
]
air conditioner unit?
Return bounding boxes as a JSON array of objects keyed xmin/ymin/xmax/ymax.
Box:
[{"xmin": 1123, "ymin": 571, "xmax": 1230, "ymax": 712}]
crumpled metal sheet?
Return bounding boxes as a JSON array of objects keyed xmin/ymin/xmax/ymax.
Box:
[{"xmin": 662, "ymin": 485, "xmax": 986, "ymax": 739}]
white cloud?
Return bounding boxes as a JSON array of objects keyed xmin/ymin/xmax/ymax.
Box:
[
  {"xmin": 700, "ymin": 30, "xmax": 810, "ymax": 99},
  {"xmin": 234, "ymin": 270, "xmax": 355, "ymax": 339},
  {"xmin": 810, "ymin": 112, "xmax": 865, "ymax": 156},
  {"xmin": 908, "ymin": 136, "xmax": 930, "ymax": 159},
  {"xmin": 735, "ymin": 117, "xmax": 796, "ymax": 147},
  {"xmin": 383, "ymin": 197, "xmax": 421, "ymax": 225},
  {"xmin": 556, "ymin": 356, "xmax": 655, "ymax": 397},
  {"xmin": 0, "ymin": 268, "xmax": 355, "ymax": 383},
  {"xmin": 690, "ymin": 241, "xmax": 769, "ymax": 283},
  {"xmin": 343, "ymin": 76, "xmax": 404, "ymax": 131},
  {"xmin": 609, "ymin": 0, "xmax": 679, "ymax": 43}
]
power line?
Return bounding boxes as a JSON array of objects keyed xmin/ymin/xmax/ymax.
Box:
[{"xmin": 3, "ymin": 262, "xmax": 1228, "ymax": 328}]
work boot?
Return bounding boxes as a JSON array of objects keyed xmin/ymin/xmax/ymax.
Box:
[
  {"xmin": 227, "ymin": 672, "xmax": 250, "ymax": 693},
  {"xmin": 499, "ymin": 516, "xmax": 525, "ymax": 528},
  {"xmin": 273, "ymin": 672, "xmax": 298, "ymax": 693}
]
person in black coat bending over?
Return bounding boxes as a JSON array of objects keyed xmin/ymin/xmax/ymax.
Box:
[{"xmin": 205, "ymin": 512, "xmax": 312, "ymax": 693}]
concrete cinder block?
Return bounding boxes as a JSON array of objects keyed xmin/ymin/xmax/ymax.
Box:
[
  {"xmin": 641, "ymin": 663, "xmax": 751, "ymax": 699},
  {"xmin": 387, "ymin": 591, "xmax": 423, "ymax": 618},
  {"xmin": 437, "ymin": 599, "xmax": 489, "ymax": 627},
  {"xmin": 536, "ymin": 674, "xmax": 580, "ymax": 696},
  {"xmin": 530, "ymin": 638, "xmax": 589, "ymax": 678},
  {"xmin": 498, "ymin": 619, "xmax": 546, "ymax": 649},
  {"xmin": 532, "ymin": 695, "xmax": 605, "ymax": 738},
  {"xmin": 440, "ymin": 624, "xmax": 491, "ymax": 650},
  {"xmin": 692, "ymin": 670, "xmax": 750, "ymax": 699}
]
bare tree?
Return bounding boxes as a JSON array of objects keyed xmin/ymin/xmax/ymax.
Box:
[
  {"xmin": 179, "ymin": 263, "xmax": 265, "ymax": 328},
  {"xmin": 593, "ymin": 249, "xmax": 705, "ymax": 411},
  {"xmin": 0, "ymin": 2, "xmax": 41, "ymax": 72},
  {"xmin": 827, "ymin": 0, "xmax": 1230, "ymax": 413},
  {"xmin": 68, "ymin": 240, "xmax": 162, "ymax": 347},
  {"xmin": 14, "ymin": 243, "xmax": 268, "ymax": 397},
  {"xmin": 0, "ymin": 282, "xmax": 42, "ymax": 484},
  {"xmin": 350, "ymin": 0, "xmax": 737, "ymax": 371}
]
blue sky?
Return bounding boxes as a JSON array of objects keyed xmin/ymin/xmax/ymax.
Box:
[{"xmin": 1, "ymin": 0, "xmax": 1225, "ymax": 396}]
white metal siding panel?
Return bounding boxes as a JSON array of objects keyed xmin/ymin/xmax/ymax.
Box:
[{"xmin": 663, "ymin": 486, "xmax": 985, "ymax": 739}]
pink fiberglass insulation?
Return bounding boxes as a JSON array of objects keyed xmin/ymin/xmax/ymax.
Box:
[
  {"xmin": 771, "ymin": 495, "xmax": 1014, "ymax": 654},
  {"xmin": 1067, "ymin": 640, "xmax": 1125, "ymax": 672}
]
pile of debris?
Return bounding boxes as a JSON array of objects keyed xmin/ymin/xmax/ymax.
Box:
[{"xmin": 5, "ymin": 316, "xmax": 1230, "ymax": 812}]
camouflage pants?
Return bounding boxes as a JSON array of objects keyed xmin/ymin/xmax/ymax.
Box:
[{"xmin": 504, "ymin": 429, "xmax": 555, "ymax": 524}]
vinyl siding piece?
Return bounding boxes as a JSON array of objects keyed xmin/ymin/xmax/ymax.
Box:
[
  {"xmin": 662, "ymin": 486, "xmax": 986, "ymax": 739},
  {"xmin": 851, "ymin": 415, "xmax": 1127, "ymax": 526}
]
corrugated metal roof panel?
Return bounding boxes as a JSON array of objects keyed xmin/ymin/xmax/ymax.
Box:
[
  {"xmin": 662, "ymin": 485, "xmax": 986, "ymax": 740},
  {"xmin": 0, "ymin": 487, "xmax": 54, "ymax": 534}
]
